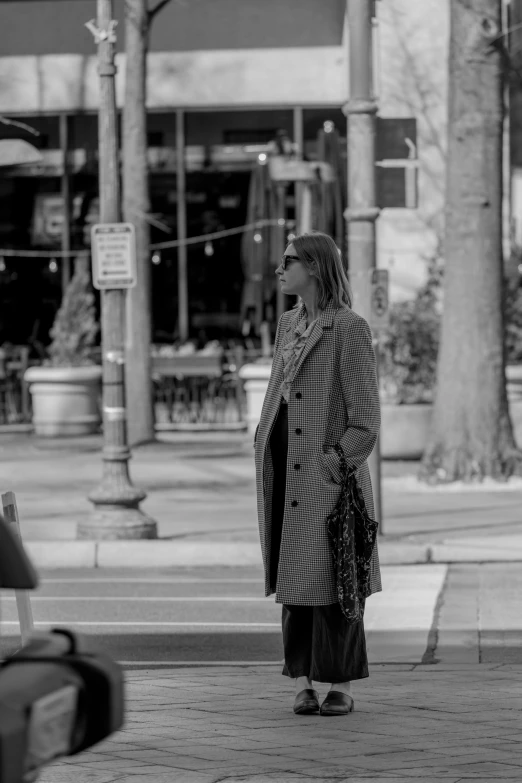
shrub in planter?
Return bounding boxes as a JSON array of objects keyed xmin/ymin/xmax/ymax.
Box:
[
  {"xmin": 504, "ymin": 247, "xmax": 522, "ymax": 365},
  {"xmin": 377, "ymin": 260, "xmax": 441, "ymax": 459},
  {"xmin": 47, "ymin": 257, "xmax": 99, "ymax": 367},
  {"xmin": 378, "ymin": 267, "xmax": 441, "ymax": 405},
  {"xmin": 25, "ymin": 258, "xmax": 102, "ymax": 436}
]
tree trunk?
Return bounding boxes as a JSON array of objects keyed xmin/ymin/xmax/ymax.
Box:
[
  {"xmin": 122, "ymin": 0, "xmax": 154, "ymax": 445},
  {"xmin": 420, "ymin": 0, "xmax": 522, "ymax": 483}
]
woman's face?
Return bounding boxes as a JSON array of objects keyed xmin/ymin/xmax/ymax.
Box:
[{"xmin": 276, "ymin": 244, "xmax": 313, "ymax": 298}]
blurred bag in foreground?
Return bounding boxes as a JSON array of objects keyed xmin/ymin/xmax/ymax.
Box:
[{"xmin": 0, "ymin": 514, "xmax": 125, "ymax": 783}]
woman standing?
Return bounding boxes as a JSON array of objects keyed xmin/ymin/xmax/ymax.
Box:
[{"xmin": 254, "ymin": 231, "xmax": 381, "ymax": 716}]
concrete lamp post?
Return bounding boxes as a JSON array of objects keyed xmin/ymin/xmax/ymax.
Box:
[{"xmin": 78, "ymin": 0, "xmax": 157, "ymax": 540}]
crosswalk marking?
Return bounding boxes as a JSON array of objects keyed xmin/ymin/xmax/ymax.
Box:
[
  {"xmin": 40, "ymin": 578, "xmax": 264, "ymax": 584},
  {"xmin": 1, "ymin": 621, "xmax": 281, "ymax": 627},
  {"xmin": 2, "ymin": 596, "xmax": 272, "ymax": 602},
  {"xmin": 120, "ymin": 661, "xmax": 283, "ymax": 666}
]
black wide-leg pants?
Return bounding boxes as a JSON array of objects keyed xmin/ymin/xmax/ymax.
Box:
[{"xmin": 269, "ymin": 400, "xmax": 369, "ymax": 684}]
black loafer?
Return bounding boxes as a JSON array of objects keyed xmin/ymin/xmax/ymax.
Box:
[
  {"xmin": 293, "ymin": 688, "xmax": 320, "ymax": 715},
  {"xmin": 320, "ymin": 691, "xmax": 355, "ymax": 716}
]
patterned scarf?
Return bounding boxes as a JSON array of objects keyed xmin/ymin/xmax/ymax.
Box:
[{"xmin": 280, "ymin": 312, "xmax": 318, "ymax": 403}]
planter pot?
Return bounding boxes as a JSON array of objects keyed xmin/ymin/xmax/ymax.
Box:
[
  {"xmin": 238, "ymin": 360, "xmax": 272, "ymax": 435},
  {"xmin": 238, "ymin": 362, "xmax": 435, "ymax": 459},
  {"xmin": 507, "ymin": 364, "xmax": 522, "ymax": 446},
  {"xmin": 506, "ymin": 363, "xmax": 522, "ymax": 402},
  {"xmin": 381, "ymin": 403, "xmax": 433, "ymax": 460},
  {"xmin": 24, "ymin": 365, "xmax": 102, "ymax": 437}
]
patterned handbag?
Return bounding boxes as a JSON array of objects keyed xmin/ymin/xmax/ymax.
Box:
[{"xmin": 326, "ymin": 444, "xmax": 379, "ymax": 624}]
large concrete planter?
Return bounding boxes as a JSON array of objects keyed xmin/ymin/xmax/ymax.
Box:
[
  {"xmin": 239, "ymin": 360, "xmax": 434, "ymax": 458},
  {"xmin": 238, "ymin": 360, "xmax": 272, "ymax": 435},
  {"xmin": 507, "ymin": 363, "xmax": 522, "ymax": 446},
  {"xmin": 25, "ymin": 365, "xmax": 102, "ymax": 437},
  {"xmin": 381, "ymin": 403, "xmax": 433, "ymax": 460}
]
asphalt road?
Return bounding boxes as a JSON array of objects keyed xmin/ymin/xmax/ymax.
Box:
[{"xmin": 0, "ymin": 565, "xmax": 445, "ymax": 668}]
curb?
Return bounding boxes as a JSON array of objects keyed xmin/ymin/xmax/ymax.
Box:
[{"xmin": 21, "ymin": 538, "xmax": 522, "ymax": 569}]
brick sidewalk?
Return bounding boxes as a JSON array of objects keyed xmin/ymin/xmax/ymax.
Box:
[{"xmin": 39, "ymin": 663, "xmax": 522, "ymax": 782}]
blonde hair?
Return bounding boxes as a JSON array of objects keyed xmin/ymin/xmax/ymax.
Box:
[{"xmin": 290, "ymin": 231, "xmax": 352, "ymax": 310}]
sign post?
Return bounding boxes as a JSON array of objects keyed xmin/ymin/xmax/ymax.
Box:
[
  {"xmin": 344, "ymin": 0, "xmax": 385, "ymax": 535},
  {"xmin": 80, "ymin": 0, "xmax": 156, "ymax": 540},
  {"xmin": 91, "ymin": 223, "xmax": 137, "ymax": 290},
  {"xmin": 368, "ymin": 268, "xmax": 389, "ymax": 536}
]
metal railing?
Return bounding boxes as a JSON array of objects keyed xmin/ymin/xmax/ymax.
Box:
[
  {"xmin": 0, "ymin": 345, "xmax": 263, "ymax": 429},
  {"xmin": 0, "ymin": 346, "xmax": 32, "ymax": 425},
  {"xmin": 152, "ymin": 349, "xmax": 249, "ymax": 428}
]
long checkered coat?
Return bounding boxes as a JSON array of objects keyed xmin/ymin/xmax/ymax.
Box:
[{"xmin": 254, "ymin": 300, "xmax": 382, "ymax": 605}]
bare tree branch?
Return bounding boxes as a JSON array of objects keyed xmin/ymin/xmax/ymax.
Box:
[
  {"xmin": 148, "ymin": 0, "xmax": 171, "ymax": 22},
  {"xmin": 388, "ymin": 3, "xmax": 447, "ymax": 164}
]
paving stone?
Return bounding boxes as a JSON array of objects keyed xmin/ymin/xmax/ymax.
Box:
[{"xmin": 37, "ymin": 663, "xmax": 522, "ymax": 782}]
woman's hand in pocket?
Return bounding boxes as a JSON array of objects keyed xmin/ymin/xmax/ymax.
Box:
[{"xmin": 318, "ymin": 448, "xmax": 343, "ymax": 485}]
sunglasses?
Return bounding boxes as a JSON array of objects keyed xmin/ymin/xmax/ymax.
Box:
[{"xmin": 280, "ymin": 254, "xmax": 301, "ymax": 271}]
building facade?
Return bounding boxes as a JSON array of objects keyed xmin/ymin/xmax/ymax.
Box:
[{"xmin": 0, "ymin": 0, "xmax": 443, "ymax": 349}]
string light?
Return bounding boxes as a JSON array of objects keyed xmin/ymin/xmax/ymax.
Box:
[
  {"xmin": 0, "ymin": 248, "xmax": 89, "ymax": 258},
  {"xmin": 0, "ymin": 218, "xmax": 412, "ymax": 259},
  {"xmin": 323, "ymin": 120, "xmax": 335, "ymax": 133},
  {"xmin": 0, "ymin": 220, "xmax": 287, "ymax": 257},
  {"xmin": 253, "ymin": 233, "xmax": 263, "ymax": 244},
  {"xmin": 151, "ymin": 251, "xmax": 161, "ymax": 265},
  {"xmin": 258, "ymin": 153, "xmax": 267, "ymax": 164},
  {"xmin": 49, "ymin": 258, "xmax": 58, "ymax": 273},
  {"xmin": 204, "ymin": 241, "xmax": 214, "ymax": 257}
]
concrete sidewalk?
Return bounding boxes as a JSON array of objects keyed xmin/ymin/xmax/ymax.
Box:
[{"xmin": 2, "ymin": 431, "xmax": 522, "ymax": 568}]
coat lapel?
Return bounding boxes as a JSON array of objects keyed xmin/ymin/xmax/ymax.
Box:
[{"xmin": 282, "ymin": 300, "xmax": 337, "ymax": 383}]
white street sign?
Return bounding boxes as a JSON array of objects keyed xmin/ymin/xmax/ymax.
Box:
[
  {"xmin": 91, "ymin": 223, "xmax": 137, "ymax": 290},
  {"xmin": 369, "ymin": 268, "xmax": 390, "ymax": 332}
]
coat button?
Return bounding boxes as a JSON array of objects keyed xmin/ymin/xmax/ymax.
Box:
[
  {"xmin": 291, "ymin": 500, "xmax": 298, "ymax": 507},
  {"xmin": 296, "ymin": 392, "xmax": 302, "ymax": 399},
  {"xmin": 295, "ymin": 428, "xmax": 302, "ymax": 435},
  {"xmin": 294, "ymin": 464, "xmax": 301, "ymax": 470}
]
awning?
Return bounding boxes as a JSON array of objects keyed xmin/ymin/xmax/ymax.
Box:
[
  {"xmin": 0, "ymin": 0, "xmax": 345, "ymax": 55},
  {"xmin": 0, "ymin": 0, "xmax": 348, "ymax": 113}
]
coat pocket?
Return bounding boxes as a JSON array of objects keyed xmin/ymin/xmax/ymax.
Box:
[{"xmin": 316, "ymin": 450, "xmax": 342, "ymax": 486}]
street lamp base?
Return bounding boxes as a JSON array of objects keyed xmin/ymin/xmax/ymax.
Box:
[{"xmin": 77, "ymin": 506, "xmax": 158, "ymax": 540}]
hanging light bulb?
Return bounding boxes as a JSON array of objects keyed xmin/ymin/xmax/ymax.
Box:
[
  {"xmin": 258, "ymin": 153, "xmax": 267, "ymax": 164},
  {"xmin": 49, "ymin": 258, "xmax": 58, "ymax": 273},
  {"xmin": 287, "ymin": 233, "xmax": 296, "ymax": 242},
  {"xmin": 204, "ymin": 241, "xmax": 214, "ymax": 257},
  {"xmin": 152, "ymin": 251, "xmax": 161, "ymax": 265},
  {"xmin": 253, "ymin": 233, "xmax": 263, "ymax": 244},
  {"xmin": 0, "ymin": 257, "xmax": 5, "ymax": 272},
  {"xmin": 323, "ymin": 120, "xmax": 335, "ymax": 134},
  {"xmin": 277, "ymin": 218, "xmax": 285, "ymax": 227}
]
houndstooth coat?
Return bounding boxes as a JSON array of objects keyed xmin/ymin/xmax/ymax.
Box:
[{"xmin": 254, "ymin": 299, "xmax": 382, "ymax": 605}]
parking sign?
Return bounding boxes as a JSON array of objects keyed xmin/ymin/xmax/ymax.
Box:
[{"xmin": 91, "ymin": 223, "xmax": 137, "ymax": 290}]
